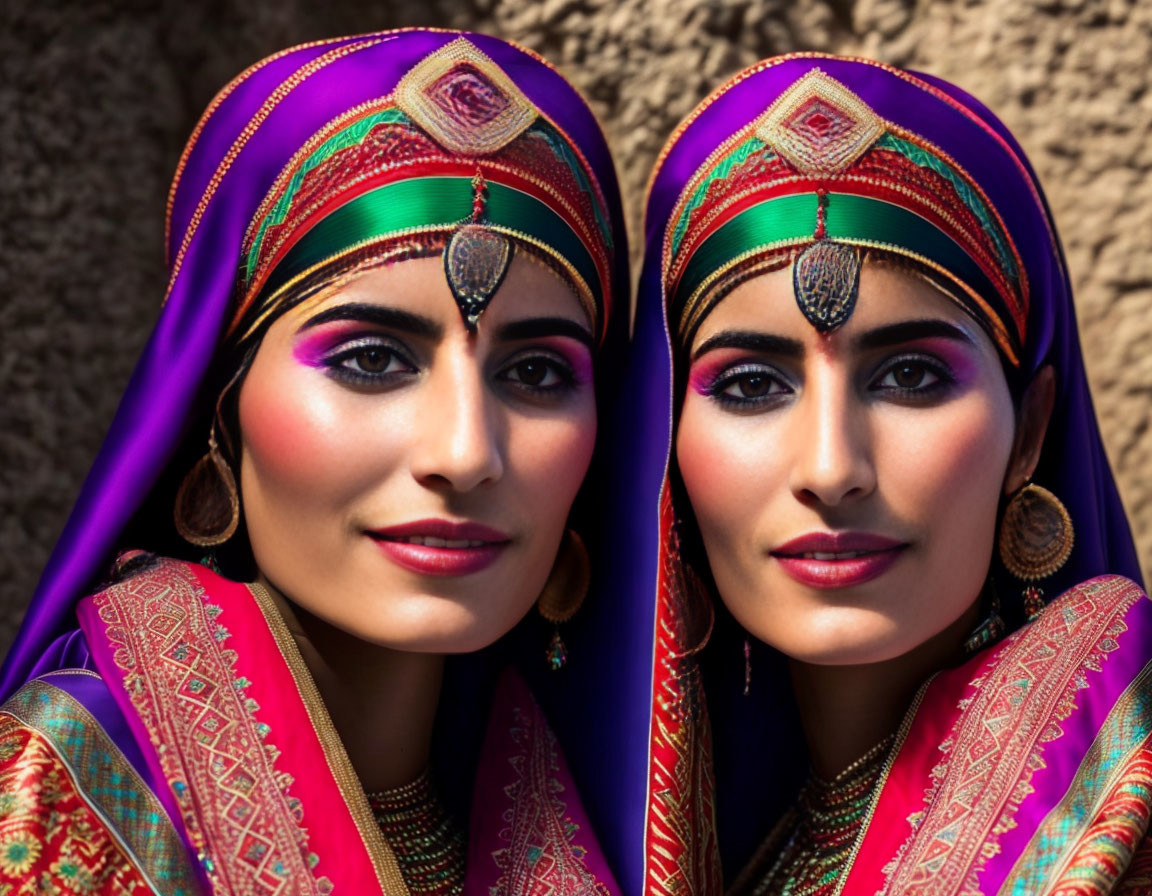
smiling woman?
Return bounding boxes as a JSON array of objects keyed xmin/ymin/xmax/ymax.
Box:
[
  {"xmin": 636, "ymin": 56, "xmax": 1150, "ymax": 895},
  {"xmin": 0, "ymin": 30, "xmax": 634, "ymax": 895}
]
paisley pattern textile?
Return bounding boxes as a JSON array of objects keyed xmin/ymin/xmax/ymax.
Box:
[
  {"xmin": 0, "ymin": 718, "xmax": 154, "ymax": 893},
  {"xmin": 0, "ymin": 675, "xmax": 196, "ymax": 894}
]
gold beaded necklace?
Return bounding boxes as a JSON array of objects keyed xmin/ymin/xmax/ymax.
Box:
[
  {"xmin": 736, "ymin": 735, "xmax": 894, "ymax": 896},
  {"xmin": 365, "ymin": 770, "xmax": 466, "ymax": 896}
]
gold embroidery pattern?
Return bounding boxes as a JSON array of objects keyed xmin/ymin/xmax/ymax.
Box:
[
  {"xmin": 644, "ymin": 489, "xmax": 723, "ymax": 896},
  {"xmin": 0, "ymin": 715, "xmax": 154, "ymax": 894},
  {"xmin": 94, "ymin": 559, "xmax": 331, "ymax": 895},
  {"xmin": 395, "ymin": 38, "xmax": 537, "ymax": 155},
  {"xmin": 754, "ymin": 70, "xmax": 884, "ymax": 176},
  {"xmin": 880, "ymin": 577, "xmax": 1144, "ymax": 896},
  {"xmin": 1, "ymin": 678, "xmax": 197, "ymax": 893},
  {"xmin": 490, "ymin": 704, "xmax": 610, "ymax": 896}
]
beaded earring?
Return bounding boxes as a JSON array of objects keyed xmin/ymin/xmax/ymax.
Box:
[{"xmin": 536, "ymin": 529, "xmax": 590, "ymax": 670}]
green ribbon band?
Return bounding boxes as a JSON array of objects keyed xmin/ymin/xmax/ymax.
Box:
[
  {"xmin": 675, "ymin": 192, "xmax": 1009, "ymax": 339},
  {"xmin": 256, "ymin": 176, "xmax": 602, "ymax": 312}
]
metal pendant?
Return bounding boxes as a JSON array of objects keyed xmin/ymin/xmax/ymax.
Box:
[
  {"xmin": 444, "ymin": 224, "xmax": 513, "ymax": 330},
  {"xmin": 792, "ymin": 241, "xmax": 861, "ymax": 332}
]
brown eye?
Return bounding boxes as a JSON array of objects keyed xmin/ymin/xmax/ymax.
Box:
[
  {"xmin": 737, "ymin": 374, "xmax": 772, "ymax": 397},
  {"xmin": 512, "ymin": 360, "xmax": 548, "ymax": 386},
  {"xmin": 355, "ymin": 349, "xmax": 391, "ymax": 373},
  {"xmin": 892, "ymin": 364, "xmax": 925, "ymax": 388}
]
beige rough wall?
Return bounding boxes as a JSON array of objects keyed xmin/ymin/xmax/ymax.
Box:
[{"xmin": 2, "ymin": 0, "xmax": 1149, "ymax": 654}]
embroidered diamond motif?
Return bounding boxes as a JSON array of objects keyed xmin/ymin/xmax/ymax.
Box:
[
  {"xmin": 396, "ymin": 38, "xmax": 537, "ymax": 155},
  {"xmin": 426, "ymin": 63, "xmax": 512, "ymax": 128},
  {"xmin": 755, "ymin": 69, "xmax": 884, "ymax": 175}
]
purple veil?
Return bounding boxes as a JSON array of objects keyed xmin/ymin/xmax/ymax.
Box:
[
  {"xmin": 637, "ymin": 54, "xmax": 1143, "ymax": 876},
  {"xmin": 2, "ymin": 30, "xmax": 651, "ymax": 891}
]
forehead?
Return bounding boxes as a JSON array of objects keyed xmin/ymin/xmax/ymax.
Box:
[
  {"xmin": 691, "ymin": 261, "xmax": 993, "ymax": 352},
  {"xmin": 278, "ymin": 253, "xmax": 590, "ymax": 331}
]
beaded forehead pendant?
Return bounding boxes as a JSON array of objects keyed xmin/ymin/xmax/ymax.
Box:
[
  {"xmin": 756, "ymin": 71, "xmax": 884, "ymax": 332},
  {"xmin": 396, "ymin": 39, "xmax": 537, "ymax": 330}
]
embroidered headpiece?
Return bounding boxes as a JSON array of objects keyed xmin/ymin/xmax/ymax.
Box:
[
  {"xmin": 233, "ymin": 38, "xmax": 614, "ymax": 342},
  {"xmin": 664, "ymin": 69, "xmax": 1027, "ymax": 363}
]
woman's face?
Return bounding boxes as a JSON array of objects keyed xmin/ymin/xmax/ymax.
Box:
[
  {"xmin": 238, "ymin": 253, "xmax": 596, "ymax": 652},
  {"xmin": 677, "ymin": 262, "xmax": 1025, "ymax": 665}
]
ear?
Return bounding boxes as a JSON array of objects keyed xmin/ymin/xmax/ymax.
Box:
[{"xmin": 1003, "ymin": 365, "xmax": 1056, "ymax": 495}]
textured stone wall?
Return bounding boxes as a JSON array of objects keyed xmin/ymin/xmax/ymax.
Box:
[{"xmin": 2, "ymin": 0, "xmax": 1149, "ymax": 653}]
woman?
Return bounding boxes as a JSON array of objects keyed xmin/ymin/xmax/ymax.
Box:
[
  {"xmin": 0, "ymin": 30, "xmax": 642, "ymax": 894},
  {"xmin": 635, "ymin": 55, "xmax": 1150, "ymax": 894}
]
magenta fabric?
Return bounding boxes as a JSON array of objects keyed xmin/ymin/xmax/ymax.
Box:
[{"xmin": 464, "ymin": 670, "xmax": 621, "ymax": 895}]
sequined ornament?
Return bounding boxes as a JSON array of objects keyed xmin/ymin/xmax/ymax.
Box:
[
  {"xmin": 365, "ymin": 770, "xmax": 464, "ymax": 896},
  {"xmin": 735, "ymin": 736, "xmax": 895, "ymax": 896},
  {"xmin": 792, "ymin": 239, "xmax": 860, "ymax": 332},
  {"xmin": 444, "ymin": 223, "xmax": 513, "ymax": 330}
]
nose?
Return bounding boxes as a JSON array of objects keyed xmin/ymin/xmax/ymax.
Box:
[
  {"xmin": 410, "ymin": 350, "xmax": 504, "ymax": 493},
  {"xmin": 788, "ymin": 369, "xmax": 875, "ymax": 508}
]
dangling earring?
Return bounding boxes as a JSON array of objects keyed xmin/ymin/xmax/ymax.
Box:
[
  {"xmin": 998, "ymin": 481, "xmax": 1074, "ymax": 621},
  {"xmin": 174, "ymin": 421, "xmax": 240, "ymax": 547},
  {"xmin": 536, "ymin": 529, "xmax": 590, "ymax": 670},
  {"xmin": 743, "ymin": 636, "xmax": 752, "ymax": 697}
]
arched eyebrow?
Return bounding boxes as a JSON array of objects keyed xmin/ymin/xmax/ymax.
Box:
[
  {"xmin": 299, "ymin": 303, "xmax": 442, "ymax": 339},
  {"xmin": 691, "ymin": 331, "xmax": 804, "ymax": 362},
  {"xmin": 854, "ymin": 320, "xmax": 976, "ymax": 351},
  {"xmin": 496, "ymin": 317, "xmax": 594, "ymax": 348}
]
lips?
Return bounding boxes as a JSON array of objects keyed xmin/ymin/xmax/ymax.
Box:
[
  {"xmin": 770, "ymin": 531, "xmax": 907, "ymax": 588},
  {"xmin": 367, "ymin": 519, "xmax": 511, "ymax": 577}
]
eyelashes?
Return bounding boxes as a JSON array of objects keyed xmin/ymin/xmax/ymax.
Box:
[
  {"xmin": 705, "ymin": 362, "xmax": 792, "ymax": 410},
  {"xmin": 318, "ymin": 336, "xmax": 417, "ymax": 387},
  {"xmin": 308, "ymin": 332, "xmax": 586, "ymax": 400},
  {"xmin": 696, "ymin": 352, "xmax": 960, "ymax": 411}
]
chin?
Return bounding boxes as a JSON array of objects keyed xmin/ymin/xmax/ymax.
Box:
[
  {"xmin": 352, "ymin": 599, "xmax": 527, "ymax": 655},
  {"xmin": 756, "ymin": 608, "xmax": 916, "ymax": 667}
]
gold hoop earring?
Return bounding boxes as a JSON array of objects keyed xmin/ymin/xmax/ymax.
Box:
[
  {"xmin": 174, "ymin": 424, "xmax": 240, "ymax": 548},
  {"xmin": 998, "ymin": 481, "xmax": 1074, "ymax": 620},
  {"xmin": 536, "ymin": 529, "xmax": 590, "ymax": 670}
]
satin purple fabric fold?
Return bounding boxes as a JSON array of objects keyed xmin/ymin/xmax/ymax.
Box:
[{"xmin": 4, "ymin": 30, "xmax": 645, "ymax": 892}]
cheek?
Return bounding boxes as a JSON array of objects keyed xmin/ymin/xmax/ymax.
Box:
[
  {"xmin": 238, "ymin": 362, "xmax": 397, "ymax": 506},
  {"xmin": 511, "ymin": 398, "xmax": 597, "ymax": 515},
  {"xmin": 677, "ymin": 396, "xmax": 773, "ymax": 538},
  {"xmin": 886, "ymin": 398, "xmax": 1013, "ymax": 521}
]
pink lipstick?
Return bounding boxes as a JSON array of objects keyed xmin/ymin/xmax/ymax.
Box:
[
  {"xmin": 771, "ymin": 532, "xmax": 906, "ymax": 589},
  {"xmin": 367, "ymin": 519, "xmax": 511, "ymax": 577}
]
